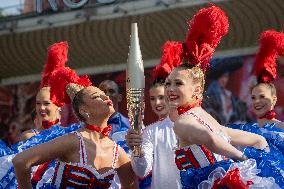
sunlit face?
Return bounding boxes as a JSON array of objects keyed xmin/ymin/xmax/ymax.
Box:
[
  {"xmin": 251, "ymin": 84, "xmax": 277, "ymax": 117},
  {"xmin": 99, "ymin": 81, "xmax": 121, "ymax": 110},
  {"xmin": 149, "ymin": 85, "xmax": 169, "ymax": 119},
  {"xmin": 80, "ymin": 86, "xmax": 115, "ymax": 119},
  {"xmin": 165, "ymin": 68, "xmax": 196, "ymax": 107},
  {"xmin": 36, "ymin": 87, "xmax": 60, "ymax": 122}
]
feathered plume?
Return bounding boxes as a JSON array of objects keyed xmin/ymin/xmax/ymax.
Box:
[
  {"xmin": 40, "ymin": 42, "xmax": 69, "ymax": 88},
  {"xmin": 184, "ymin": 5, "xmax": 229, "ymax": 71},
  {"xmin": 153, "ymin": 4, "xmax": 229, "ymax": 81},
  {"xmin": 48, "ymin": 67, "xmax": 92, "ymax": 107},
  {"xmin": 153, "ymin": 41, "xmax": 183, "ymax": 80},
  {"xmin": 254, "ymin": 30, "xmax": 284, "ymax": 83}
]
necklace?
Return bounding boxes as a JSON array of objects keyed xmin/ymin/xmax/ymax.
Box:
[
  {"xmin": 258, "ymin": 110, "xmax": 276, "ymax": 120},
  {"xmin": 85, "ymin": 124, "xmax": 112, "ymax": 136},
  {"xmin": 42, "ymin": 119, "xmax": 59, "ymax": 129},
  {"xmin": 177, "ymin": 100, "xmax": 202, "ymax": 115}
]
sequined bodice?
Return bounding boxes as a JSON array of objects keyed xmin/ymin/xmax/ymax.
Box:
[
  {"xmin": 175, "ymin": 111, "xmax": 230, "ymax": 171},
  {"xmin": 52, "ymin": 131, "xmax": 119, "ymax": 189}
]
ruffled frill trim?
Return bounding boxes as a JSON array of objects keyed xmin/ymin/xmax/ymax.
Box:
[
  {"xmin": 198, "ymin": 159, "xmax": 279, "ymax": 189},
  {"xmin": 0, "ymin": 154, "xmax": 16, "ymax": 188},
  {"xmin": 0, "ymin": 140, "xmax": 13, "ymax": 157},
  {"xmin": 0, "ymin": 123, "xmax": 82, "ymax": 188},
  {"xmin": 0, "ymin": 157, "xmax": 55, "ymax": 189},
  {"xmin": 0, "ymin": 154, "xmax": 15, "ymax": 177},
  {"xmin": 11, "ymin": 123, "xmax": 82, "ymax": 153},
  {"xmin": 228, "ymin": 123, "xmax": 284, "ymax": 155},
  {"xmin": 243, "ymin": 147, "xmax": 284, "ymax": 187},
  {"xmin": 180, "ymin": 146, "xmax": 284, "ymax": 189},
  {"xmin": 180, "ymin": 160, "xmax": 232, "ymax": 189}
]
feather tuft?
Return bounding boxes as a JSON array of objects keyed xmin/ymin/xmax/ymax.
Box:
[
  {"xmin": 254, "ymin": 30, "xmax": 284, "ymax": 82},
  {"xmin": 48, "ymin": 67, "xmax": 92, "ymax": 107},
  {"xmin": 40, "ymin": 42, "xmax": 69, "ymax": 88}
]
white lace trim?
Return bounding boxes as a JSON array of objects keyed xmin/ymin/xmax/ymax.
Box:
[{"xmin": 198, "ymin": 159, "xmax": 280, "ymax": 189}]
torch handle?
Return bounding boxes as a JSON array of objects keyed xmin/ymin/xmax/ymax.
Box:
[
  {"xmin": 126, "ymin": 88, "xmax": 144, "ymax": 157},
  {"xmin": 133, "ymin": 145, "xmax": 142, "ymax": 157}
]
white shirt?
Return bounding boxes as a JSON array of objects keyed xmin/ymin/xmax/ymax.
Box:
[{"xmin": 131, "ymin": 117, "xmax": 181, "ymax": 189}]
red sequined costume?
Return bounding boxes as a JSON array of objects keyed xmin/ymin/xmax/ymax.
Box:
[
  {"xmin": 152, "ymin": 3, "xmax": 282, "ymax": 189},
  {"xmin": 175, "ymin": 111, "xmax": 230, "ymax": 171},
  {"xmin": 52, "ymin": 131, "xmax": 119, "ymax": 188}
]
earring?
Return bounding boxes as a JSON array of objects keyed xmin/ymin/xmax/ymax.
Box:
[
  {"xmin": 85, "ymin": 113, "xmax": 90, "ymax": 119},
  {"xmin": 194, "ymin": 95, "xmax": 198, "ymax": 100},
  {"xmin": 193, "ymin": 93, "xmax": 203, "ymax": 101},
  {"xmin": 192, "ymin": 93, "xmax": 198, "ymax": 99},
  {"xmin": 198, "ymin": 93, "xmax": 203, "ymax": 100}
]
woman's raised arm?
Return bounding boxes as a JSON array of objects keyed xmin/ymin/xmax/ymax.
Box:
[
  {"xmin": 12, "ymin": 134, "xmax": 78, "ymax": 189},
  {"xmin": 174, "ymin": 116, "xmax": 245, "ymax": 161},
  {"xmin": 116, "ymin": 147, "xmax": 138, "ymax": 189}
]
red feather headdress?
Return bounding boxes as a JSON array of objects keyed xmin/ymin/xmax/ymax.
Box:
[
  {"xmin": 254, "ymin": 30, "xmax": 284, "ymax": 83},
  {"xmin": 40, "ymin": 41, "xmax": 69, "ymax": 88},
  {"xmin": 153, "ymin": 41, "xmax": 183, "ymax": 80},
  {"xmin": 48, "ymin": 67, "xmax": 92, "ymax": 107},
  {"xmin": 153, "ymin": 5, "xmax": 229, "ymax": 80}
]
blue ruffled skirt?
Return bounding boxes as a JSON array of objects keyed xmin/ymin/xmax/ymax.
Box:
[
  {"xmin": 0, "ymin": 123, "xmax": 82, "ymax": 189},
  {"xmin": 228, "ymin": 123, "xmax": 284, "ymax": 155},
  {"xmin": 0, "ymin": 140, "xmax": 13, "ymax": 157},
  {"xmin": 180, "ymin": 147, "xmax": 284, "ymax": 189}
]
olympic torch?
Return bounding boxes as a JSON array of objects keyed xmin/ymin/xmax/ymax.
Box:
[{"xmin": 126, "ymin": 23, "xmax": 145, "ymax": 157}]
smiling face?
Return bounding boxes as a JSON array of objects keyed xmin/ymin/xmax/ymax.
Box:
[
  {"xmin": 165, "ymin": 67, "xmax": 198, "ymax": 108},
  {"xmin": 36, "ymin": 87, "xmax": 60, "ymax": 122},
  {"xmin": 79, "ymin": 86, "xmax": 115, "ymax": 121},
  {"xmin": 251, "ymin": 83, "xmax": 277, "ymax": 117},
  {"xmin": 149, "ymin": 85, "xmax": 169, "ymax": 119}
]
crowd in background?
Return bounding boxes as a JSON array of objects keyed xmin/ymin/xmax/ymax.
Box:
[
  {"xmin": 0, "ymin": 65, "xmax": 255, "ymax": 147},
  {"xmin": 0, "ymin": 50, "xmax": 284, "ymax": 157}
]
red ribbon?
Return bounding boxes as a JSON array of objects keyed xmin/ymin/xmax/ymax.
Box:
[
  {"xmin": 32, "ymin": 161, "xmax": 52, "ymax": 182},
  {"xmin": 212, "ymin": 168, "xmax": 253, "ymax": 189},
  {"xmin": 177, "ymin": 100, "xmax": 202, "ymax": 115},
  {"xmin": 85, "ymin": 124, "xmax": 112, "ymax": 136},
  {"xmin": 258, "ymin": 110, "xmax": 276, "ymax": 120},
  {"xmin": 42, "ymin": 119, "xmax": 59, "ymax": 129}
]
